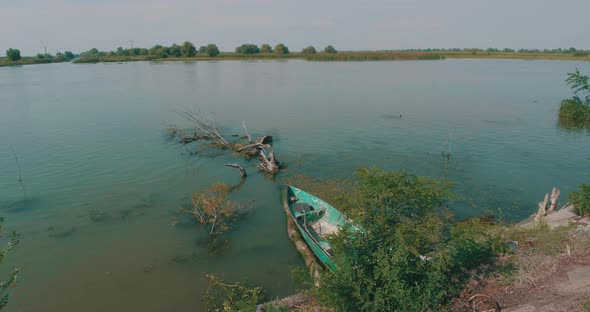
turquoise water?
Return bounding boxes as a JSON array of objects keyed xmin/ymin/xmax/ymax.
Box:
[{"xmin": 0, "ymin": 59, "xmax": 589, "ymax": 311}]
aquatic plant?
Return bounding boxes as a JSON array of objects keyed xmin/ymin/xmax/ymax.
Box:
[
  {"xmin": 204, "ymin": 274, "xmax": 264, "ymax": 311},
  {"xmin": 190, "ymin": 183, "xmax": 252, "ymax": 239},
  {"xmin": 559, "ymin": 69, "xmax": 590, "ymax": 127},
  {"xmin": 0, "ymin": 218, "xmax": 20, "ymax": 311},
  {"xmin": 8, "ymin": 146, "xmax": 26, "ymax": 200}
]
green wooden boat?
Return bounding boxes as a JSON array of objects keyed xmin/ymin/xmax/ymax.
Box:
[{"xmin": 285, "ymin": 185, "xmax": 349, "ymax": 271}]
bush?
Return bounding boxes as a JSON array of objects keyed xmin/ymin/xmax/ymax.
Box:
[
  {"xmin": 559, "ymin": 69, "xmax": 590, "ymax": 126},
  {"xmin": 317, "ymin": 167, "xmax": 497, "ymax": 311}
]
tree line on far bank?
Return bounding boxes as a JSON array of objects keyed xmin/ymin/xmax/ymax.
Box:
[
  {"xmin": 77, "ymin": 42, "xmax": 338, "ymax": 60},
  {"xmin": 2, "ymin": 48, "xmax": 76, "ymax": 64}
]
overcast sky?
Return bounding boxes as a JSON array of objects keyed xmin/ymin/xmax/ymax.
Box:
[{"xmin": 2, "ymin": 0, "xmax": 589, "ymax": 56}]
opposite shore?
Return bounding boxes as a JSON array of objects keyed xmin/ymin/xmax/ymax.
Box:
[{"xmin": 2, "ymin": 50, "xmax": 590, "ymax": 68}]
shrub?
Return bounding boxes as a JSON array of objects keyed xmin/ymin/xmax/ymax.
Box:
[
  {"xmin": 571, "ymin": 183, "xmax": 590, "ymax": 216},
  {"xmin": 559, "ymin": 69, "xmax": 590, "ymax": 126},
  {"xmin": 318, "ymin": 167, "xmax": 497, "ymax": 311}
]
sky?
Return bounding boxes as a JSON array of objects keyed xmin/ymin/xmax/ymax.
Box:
[{"xmin": 1, "ymin": 0, "xmax": 589, "ymax": 56}]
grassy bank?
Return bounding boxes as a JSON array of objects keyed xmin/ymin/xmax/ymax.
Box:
[
  {"xmin": 72, "ymin": 51, "xmax": 590, "ymax": 64},
  {"xmin": 0, "ymin": 57, "xmax": 70, "ymax": 67}
]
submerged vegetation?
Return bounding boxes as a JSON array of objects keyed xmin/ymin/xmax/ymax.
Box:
[
  {"xmin": 0, "ymin": 218, "xmax": 20, "ymax": 311},
  {"xmin": 559, "ymin": 69, "xmax": 590, "ymax": 128}
]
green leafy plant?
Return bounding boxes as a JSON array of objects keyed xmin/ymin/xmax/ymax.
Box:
[
  {"xmin": 559, "ymin": 69, "xmax": 590, "ymax": 126},
  {"xmin": 317, "ymin": 167, "xmax": 497, "ymax": 311},
  {"xmin": 571, "ymin": 179, "xmax": 590, "ymax": 216}
]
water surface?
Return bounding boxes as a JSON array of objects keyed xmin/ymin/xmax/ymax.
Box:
[{"xmin": 0, "ymin": 59, "xmax": 589, "ymax": 311}]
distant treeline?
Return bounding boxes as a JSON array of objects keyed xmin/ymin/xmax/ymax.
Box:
[
  {"xmin": 3, "ymin": 44, "xmax": 589, "ymax": 67},
  {"xmin": 76, "ymin": 42, "xmax": 341, "ymax": 62},
  {"xmin": 1, "ymin": 48, "xmax": 76, "ymax": 67}
]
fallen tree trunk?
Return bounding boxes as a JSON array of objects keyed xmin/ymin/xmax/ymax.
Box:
[
  {"xmin": 237, "ymin": 136, "xmax": 273, "ymax": 152},
  {"xmin": 282, "ymin": 190, "xmax": 321, "ymax": 284}
]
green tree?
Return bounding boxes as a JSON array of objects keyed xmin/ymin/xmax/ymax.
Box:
[
  {"xmin": 204, "ymin": 44, "xmax": 220, "ymax": 57},
  {"xmin": 149, "ymin": 45, "xmax": 168, "ymax": 58},
  {"xmin": 5, "ymin": 49, "xmax": 21, "ymax": 61},
  {"xmin": 115, "ymin": 47, "xmax": 129, "ymax": 56},
  {"xmin": 273, "ymin": 43, "xmax": 289, "ymax": 54},
  {"xmin": 169, "ymin": 44, "xmax": 182, "ymax": 57},
  {"xmin": 260, "ymin": 43, "xmax": 272, "ymax": 53},
  {"xmin": 324, "ymin": 45, "xmax": 337, "ymax": 53},
  {"xmin": 318, "ymin": 167, "xmax": 496, "ymax": 311},
  {"xmin": 180, "ymin": 41, "xmax": 196, "ymax": 57},
  {"xmin": 301, "ymin": 46, "xmax": 317, "ymax": 55},
  {"xmin": 198, "ymin": 45, "xmax": 208, "ymax": 54},
  {"xmin": 64, "ymin": 51, "xmax": 75, "ymax": 60},
  {"xmin": 140, "ymin": 48, "xmax": 149, "ymax": 56},
  {"xmin": 36, "ymin": 53, "xmax": 45, "ymax": 60},
  {"xmin": 235, "ymin": 44, "xmax": 260, "ymax": 54}
]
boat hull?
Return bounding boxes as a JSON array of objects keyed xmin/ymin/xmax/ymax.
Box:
[{"xmin": 285, "ymin": 185, "xmax": 346, "ymax": 271}]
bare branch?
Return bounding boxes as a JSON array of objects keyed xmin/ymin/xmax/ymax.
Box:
[
  {"xmin": 242, "ymin": 121, "xmax": 253, "ymax": 142},
  {"xmin": 225, "ymin": 163, "xmax": 247, "ymax": 177}
]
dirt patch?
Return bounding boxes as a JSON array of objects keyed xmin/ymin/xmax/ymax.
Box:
[{"xmin": 451, "ymin": 227, "xmax": 590, "ymax": 312}]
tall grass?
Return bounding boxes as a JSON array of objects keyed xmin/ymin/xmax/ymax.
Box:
[{"xmin": 306, "ymin": 52, "xmax": 445, "ymax": 61}]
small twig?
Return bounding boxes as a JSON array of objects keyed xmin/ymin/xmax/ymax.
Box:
[{"xmin": 9, "ymin": 145, "xmax": 27, "ymax": 199}]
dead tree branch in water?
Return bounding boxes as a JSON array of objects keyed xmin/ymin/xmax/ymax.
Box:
[
  {"xmin": 441, "ymin": 128, "xmax": 455, "ymax": 160},
  {"xmin": 242, "ymin": 120, "xmax": 252, "ymax": 143},
  {"xmin": 173, "ymin": 110, "xmax": 231, "ymax": 148},
  {"xmin": 224, "ymin": 163, "xmax": 247, "ymax": 177},
  {"xmin": 9, "ymin": 145, "xmax": 27, "ymax": 199},
  {"xmin": 169, "ymin": 111, "xmax": 284, "ymax": 177}
]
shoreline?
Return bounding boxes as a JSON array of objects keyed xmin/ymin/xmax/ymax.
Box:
[{"xmin": 2, "ymin": 52, "xmax": 588, "ymax": 68}]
